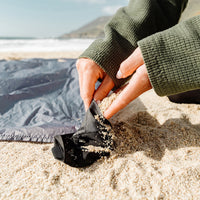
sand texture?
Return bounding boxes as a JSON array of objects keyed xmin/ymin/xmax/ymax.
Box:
[
  {"xmin": 1, "ymin": 83, "xmax": 200, "ymax": 199},
  {"xmin": 1, "ymin": 3, "xmax": 200, "ymax": 195}
]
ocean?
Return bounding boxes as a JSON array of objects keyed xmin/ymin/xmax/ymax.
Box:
[{"xmin": 0, "ymin": 38, "xmax": 94, "ymax": 52}]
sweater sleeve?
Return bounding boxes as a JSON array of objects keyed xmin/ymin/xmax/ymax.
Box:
[
  {"xmin": 79, "ymin": 0, "xmax": 188, "ymax": 88},
  {"xmin": 138, "ymin": 15, "xmax": 200, "ymax": 96}
]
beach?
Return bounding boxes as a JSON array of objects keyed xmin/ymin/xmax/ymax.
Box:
[
  {"xmin": 1, "ymin": 1, "xmax": 200, "ymax": 197},
  {"xmin": 0, "ymin": 50, "xmax": 200, "ymax": 199}
]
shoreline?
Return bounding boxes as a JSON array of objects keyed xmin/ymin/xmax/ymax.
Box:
[{"xmin": 0, "ymin": 51, "xmax": 83, "ymax": 60}]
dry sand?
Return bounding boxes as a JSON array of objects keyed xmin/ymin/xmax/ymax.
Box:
[
  {"xmin": 0, "ymin": 51, "xmax": 83, "ymax": 60},
  {"xmin": 0, "ymin": 51, "xmax": 200, "ymax": 200}
]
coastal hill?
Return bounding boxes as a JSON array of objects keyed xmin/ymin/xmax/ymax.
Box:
[
  {"xmin": 60, "ymin": 0, "xmax": 200, "ymax": 39},
  {"xmin": 59, "ymin": 16, "xmax": 111, "ymax": 39}
]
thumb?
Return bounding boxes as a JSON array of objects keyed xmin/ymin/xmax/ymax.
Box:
[{"xmin": 116, "ymin": 47, "xmax": 144, "ymax": 79}]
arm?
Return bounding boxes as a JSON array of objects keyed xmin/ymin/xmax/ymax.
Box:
[
  {"xmin": 138, "ymin": 15, "xmax": 200, "ymax": 96},
  {"xmin": 104, "ymin": 15, "xmax": 200, "ymax": 119},
  {"xmin": 79, "ymin": 0, "xmax": 188, "ymax": 88}
]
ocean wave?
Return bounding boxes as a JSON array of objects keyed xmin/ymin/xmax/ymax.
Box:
[{"xmin": 0, "ymin": 38, "xmax": 94, "ymax": 52}]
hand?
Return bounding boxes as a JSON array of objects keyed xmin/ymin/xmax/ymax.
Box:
[
  {"xmin": 76, "ymin": 58, "xmax": 115, "ymax": 110},
  {"xmin": 104, "ymin": 47, "xmax": 152, "ymax": 119}
]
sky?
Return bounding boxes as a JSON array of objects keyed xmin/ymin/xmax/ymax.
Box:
[{"xmin": 0, "ymin": 0, "xmax": 128, "ymax": 38}]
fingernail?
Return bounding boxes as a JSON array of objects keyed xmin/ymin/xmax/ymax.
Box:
[
  {"xmin": 96, "ymin": 100, "xmax": 100, "ymax": 104},
  {"xmin": 116, "ymin": 70, "xmax": 122, "ymax": 79}
]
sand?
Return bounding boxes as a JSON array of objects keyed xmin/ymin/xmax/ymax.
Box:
[
  {"xmin": 0, "ymin": 51, "xmax": 83, "ymax": 60},
  {"xmin": 0, "ymin": 51, "xmax": 200, "ymax": 200}
]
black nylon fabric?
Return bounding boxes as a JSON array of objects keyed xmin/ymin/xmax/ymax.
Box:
[
  {"xmin": 0, "ymin": 58, "xmax": 86, "ymax": 142},
  {"xmin": 52, "ymin": 101, "xmax": 113, "ymax": 168},
  {"xmin": 168, "ymin": 89, "xmax": 200, "ymax": 104}
]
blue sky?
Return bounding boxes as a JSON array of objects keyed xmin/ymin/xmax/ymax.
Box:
[{"xmin": 0, "ymin": 0, "xmax": 128, "ymax": 38}]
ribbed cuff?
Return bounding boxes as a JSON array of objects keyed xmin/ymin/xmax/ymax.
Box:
[
  {"xmin": 138, "ymin": 34, "xmax": 167, "ymax": 96},
  {"xmin": 138, "ymin": 17, "xmax": 200, "ymax": 96}
]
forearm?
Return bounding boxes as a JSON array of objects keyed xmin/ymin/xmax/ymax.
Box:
[
  {"xmin": 80, "ymin": 0, "xmax": 188, "ymax": 88},
  {"xmin": 138, "ymin": 15, "xmax": 200, "ymax": 96}
]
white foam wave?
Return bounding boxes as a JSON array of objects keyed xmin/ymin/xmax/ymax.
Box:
[{"xmin": 0, "ymin": 39, "xmax": 94, "ymax": 52}]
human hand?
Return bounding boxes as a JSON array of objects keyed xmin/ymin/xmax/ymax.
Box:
[
  {"xmin": 76, "ymin": 58, "xmax": 115, "ymax": 110},
  {"xmin": 103, "ymin": 47, "xmax": 152, "ymax": 119}
]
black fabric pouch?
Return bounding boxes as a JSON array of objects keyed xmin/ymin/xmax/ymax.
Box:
[{"xmin": 52, "ymin": 100, "xmax": 113, "ymax": 168}]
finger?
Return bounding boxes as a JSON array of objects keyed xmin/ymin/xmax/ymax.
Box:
[
  {"xmin": 81, "ymin": 71, "xmax": 97, "ymax": 110},
  {"xmin": 116, "ymin": 47, "xmax": 144, "ymax": 79},
  {"xmin": 77, "ymin": 69, "xmax": 83, "ymax": 96},
  {"xmin": 78, "ymin": 74, "xmax": 88, "ymax": 109},
  {"xmin": 104, "ymin": 64, "xmax": 152, "ymax": 119},
  {"xmin": 76, "ymin": 59, "xmax": 83, "ymax": 94},
  {"xmin": 76, "ymin": 58, "xmax": 104, "ymax": 111},
  {"xmin": 76, "ymin": 60, "xmax": 90, "ymax": 110},
  {"xmin": 94, "ymin": 75, "xmax": 115, "ymax": 101}
]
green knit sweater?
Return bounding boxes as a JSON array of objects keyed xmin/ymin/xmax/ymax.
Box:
[{"xmin": 79, "ymin": 0, "xmax": 200, "ymax": 96}]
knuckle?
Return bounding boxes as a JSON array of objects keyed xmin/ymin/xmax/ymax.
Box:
[
  {"xmin": 76, "ymin": 58, "xmax": 88, "ymax": 71},
  {"xmin": 76, "ymin": 59, "xmax": 104, "ymax": 79}
]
